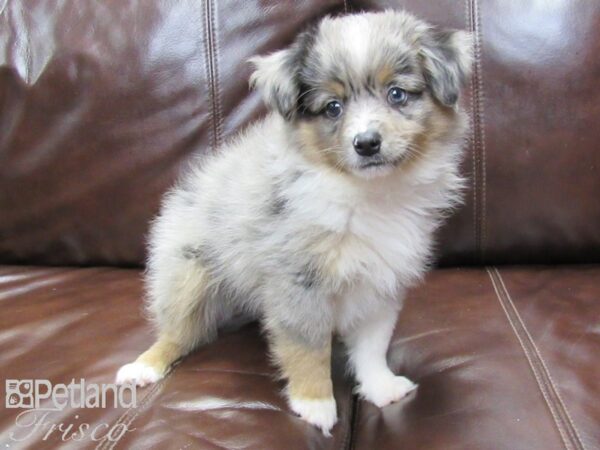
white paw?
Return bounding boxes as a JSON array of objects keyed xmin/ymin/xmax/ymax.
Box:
[
  {"xmin": 289, "ymin": 396, "xmax": 338, "ymax": 436},
  {"xmin": 116, "ymin": 362, "xmax": 164, "ymax": 387},
  {"xmin": 358, "ymin": 375, "xmax": 417, "ymax": 408}
]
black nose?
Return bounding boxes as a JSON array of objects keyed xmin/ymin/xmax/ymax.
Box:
[{"xmin": 353, "ymin": 131, "xmax": 382, "ymax": 156}]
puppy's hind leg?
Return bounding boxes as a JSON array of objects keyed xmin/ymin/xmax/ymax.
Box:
[{"xmin": 116, "ymin": 258, "xmax": 218, "ymax": 387}]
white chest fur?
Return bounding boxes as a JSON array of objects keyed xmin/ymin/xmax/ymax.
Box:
[
  {"xmin": 297, "ymin": 170, "xmax": 442, "ymax": 293},
  {"xmin": 319, "ymin": 181, "xmax": 443, "ymax": 334}
]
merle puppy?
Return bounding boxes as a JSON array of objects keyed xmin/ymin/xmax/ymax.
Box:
[{"xmin": 117, "ymin": 10, "xmax": 472, "ymax": 435}]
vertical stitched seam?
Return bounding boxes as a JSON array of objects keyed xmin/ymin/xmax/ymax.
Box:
[
  {"xmin": 203, "ymin": 0, "xmax": 222, "ymax": 151},
  {"xmin": 471, "ymin": 0, "xmax": 483, "ymax": 262},
  {"xmin": 343, "ymin": 0, "xmax": 349, "ymax": 13},
  {"xmin": 473, "ymin": 0, "xmax": 487, "ymax": 259},
  {"xmin": 23, "ymin": 5, "xmax": 32, "ymax": 85},
  {"xmin": 494, "ymin": 270, "xmax": 587, "ymax": 450},
  {"xmin": 202, "ymin": 1, "xmax": 215, "ymax": 152},
  {"xmin": 486, "ymin": 267, "xmax": 582, "ymax": 450},
  {"xmin": 209, "ymin": 0, "xmax": 223, "ymax": 149},
  {"xmin": 465, "ymin": 0, "xmax": 479, "ymax": 263}
]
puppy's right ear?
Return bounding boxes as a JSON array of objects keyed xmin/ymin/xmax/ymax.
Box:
[
  {"xmin": 249, "ymin": 49, "xmax": 299, "ymax": 120},
  {"xmin": 249, "ymin": 27, "xmax": 317, "ymax": 120}
]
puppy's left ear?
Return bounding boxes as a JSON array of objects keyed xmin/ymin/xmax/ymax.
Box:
[{"xmin": 420, "ymin": 29, "xmax": 473, "ymax": 107}]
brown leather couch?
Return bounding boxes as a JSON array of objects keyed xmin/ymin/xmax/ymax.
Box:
[{"xmin": 1, "ymin": 1, "xmax": 599, "ymax": 449}]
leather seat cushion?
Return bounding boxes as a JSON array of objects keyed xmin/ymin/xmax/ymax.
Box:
[{"xmin": 1, "ymin": 265, "xmax": 597, "ymax": 449}]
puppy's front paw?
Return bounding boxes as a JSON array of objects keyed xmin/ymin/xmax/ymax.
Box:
[
  {"xmin": 289, "ymin": 396, "xmax": 338, "ymax": 436},
  {"xmin": 358, "ymin": 375, "xmax": 417, "ymax": 408},
  {"xmin": 116, "ymin": 361, "xmax": 164, "ymax": 387}
]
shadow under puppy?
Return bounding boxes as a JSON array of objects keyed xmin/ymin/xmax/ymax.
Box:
[{"xmin": 116, "ymin": 10, "xmax": 472, "ymax": 435}]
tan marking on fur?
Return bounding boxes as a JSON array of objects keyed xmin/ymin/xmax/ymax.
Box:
[
  {"xmin": 138, "ymin": 261, "xmax": 217, "ymax": 375},
  {"xmin": 391, "ymin": 73, "xmax": 427, "ymax": 92},
  {"xmin": 375, "ymin": 64, "xmax": 395, "ymax": 86},
  {"xmin": 423, "ymin": 104, "xmax": 455, "ymax": 142},
  {"xmin": 297, "ymin": 122, "xmax": 347, "ymax": 175},
  {"xmin": 269, "ymin": 328, "xmax": 333, "ymax": 400},
  {"xmin": 324, "ymin": 80, "xmax": 346, "ymax": 98},
  {"xmin": 149, "ymin": 261, "xmax": 217, "ymax": 347},
  {"xmin": 399, "ymin": 103, "xmax": 460, "ymax": 172},
  {"xmin": 136, "ymin": 336, "xmax": 185, "ymax": 375}
]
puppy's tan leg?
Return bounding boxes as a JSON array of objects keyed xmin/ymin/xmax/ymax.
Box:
[
  {"xmin": 116, "ymin": 260, "xmax": 217, "ymax": 386},
  {"xmin": 115, "ymin": 333, "xmax": 186, "ymax": 387},
  {"xmin": 268, "ymin": 327, "xmax": 337, "ymax": 436},
  {"xmin": 135, "ymin": 336, "xmax": 182, "ymax": 375}
]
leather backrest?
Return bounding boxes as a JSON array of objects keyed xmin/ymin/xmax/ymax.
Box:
[{"xmin": 1, "ymin": 0, "xmax": 599, "ymax": 266}]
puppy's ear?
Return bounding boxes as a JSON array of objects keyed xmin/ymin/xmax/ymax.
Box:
[
  {"xmin": 249, "ymin": 29, "xmax": 315, "ymax": 120},
  {"xmin": 420, "ymin": 29, "xmax": 473, "ymax": 107},
  {"xmin": 249, "ymin": 49, "xmax": 299, "ymax": 120}
]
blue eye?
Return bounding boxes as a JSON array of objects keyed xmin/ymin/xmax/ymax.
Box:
[
  {"xmin": 324, "ymin": 100, "xmax": 343, "ymax": 119},
  {"xmin": 387, "ymin": 86, "xmax": 408, "ymax": 105}
]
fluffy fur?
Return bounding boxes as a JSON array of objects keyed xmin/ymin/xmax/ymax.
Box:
[{"xmin": 116, "ymin": 10, "xmax": 472, "ymax": 435}]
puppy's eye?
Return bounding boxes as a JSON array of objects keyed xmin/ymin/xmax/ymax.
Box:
[
  {"xmin": 387, "ymin": 87, "xmax": 408, "ymax": 106},
  {"xmin": 324, "ymin": 100, "xmax": 343, "ymax": 119}
]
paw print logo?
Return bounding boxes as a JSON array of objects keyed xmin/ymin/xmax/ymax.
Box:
[{"xmin": 5, "ymin": 380, "xmax": 34, "ymax": 408}]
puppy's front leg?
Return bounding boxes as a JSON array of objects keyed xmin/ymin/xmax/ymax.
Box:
[
  {"xmin": 268, "ymin": 326, "xmax": 336, "ymax": 436},
  {"xmin": 343, "ymin": 304, "xmax": 417, "ymax": 407}
]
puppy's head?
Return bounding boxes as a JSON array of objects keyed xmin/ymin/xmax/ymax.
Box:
[{"xmin": 250, "ymin": 11, "xmax": 472, "ymax": 178}]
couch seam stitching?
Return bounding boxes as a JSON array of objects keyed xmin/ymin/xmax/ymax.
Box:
[
  {"xmin": 343, "ymin": 0, "xmax": 349, "ymax": 13},
  {"xmin": 465, "ymin": 0, "xmax": 478, "ymax": 262},
  {"xmin": 202, "ymin": 0, "xmax": 214, "ymax": 151},
  {"xmin": 486, "ymin": 267, "xmax": 571, "ymax": 450},
  {"xmin": 486, "ymin": 267, "xmax": 582, "ymax": 450},
  {"xmin": 203, "ymin": 0, "xmax": 222, "ymax": 151},
  {"xmin": 103, "ymin": 380, "xmax": 165, "ymax": 450},
  {"xmin": 470, "ymin": 0, "xmax": 487, "ymax": 262},
  {"xmin": 94, "ymin": 379, "xmax": 164, "ymax": 450},
  {"xmin": 494, "ymin": 269, "xmax": 586, "ymax": 449},
  {"xmin": 474, "ymin": 0, "xmax": 487, "ymax": 259},
  {"xmin": 209, "ymin": 0, "xmax": 223, "ymax": 149}
]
